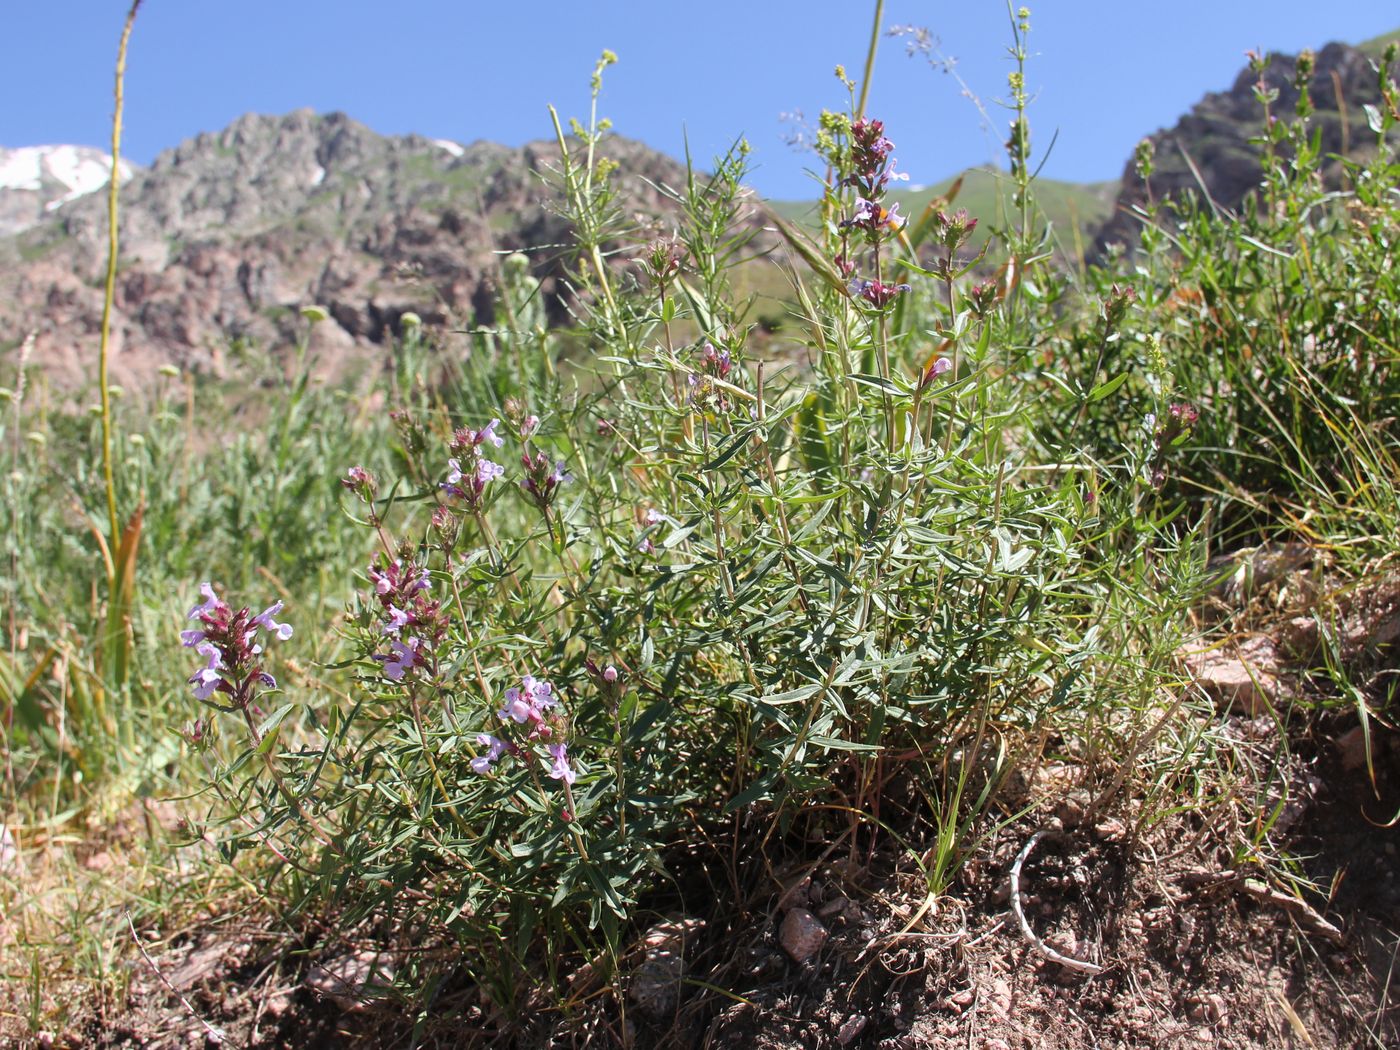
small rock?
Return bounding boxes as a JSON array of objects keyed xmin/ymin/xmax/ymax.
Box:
[
  {"xmin": 1055, "ymin": 799, "xmax": 1086, "ymax": 827},
  {"xmin": 1179, "ymin": 636, "xmax": 1286, "ymax": 715},
  {"xmin": 1094, "ymin": 817, "xmax": 1127, "ymax": 842},
  {"xmin": 777, "ymin": 875, "xmax": 812, "ymax": 911},
  {"xmin": 817, "ymin": 896, "xmax": 849, "ymax": 920},
  {"xmin": 946, "ymin": 988, "xmax": 976, "ymax": 1013},
  {"xmin": 1336, "ymin": 724, "xmax": 1376, "ymax": 772},
  {"xmin": 779, "ymin": 907, "xmax": 828, "ymax": 963},
  {"xmin": 836, "ymin": 1014, "xmax": 867, "ymax": 1045},
  {"xmin": 1045, "ymin": 931, "xmax": 1079, "ymax": 957},
  {"xmin": 1279, "ymin": 616, "xmax": 1320, "ymax": 661},
  {"xmin": 167, "ymin": 941, "xmax": 232, "ymax": 992},
  {"xmin": 630, "ymin": 917, "xmax": 703, "ymax": 1018},
  {"xmin": 305, "ymin": 950, "xmax": 396, "ymax": 1010},
  {"xmin": 1208, "ymin": 542, "xmax": 1312, "ymax": 603},
  {"xmin": 987, "ymin": 977, "xmax": 1013, "ymax": 1020},
  {"xmin": 1187, "ymin": 992, "xmax": 1226, "ymax": 1024}
]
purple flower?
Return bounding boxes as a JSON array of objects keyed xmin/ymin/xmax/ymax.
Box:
[
  {"xmin": 188, "ymin": 642, "xmax": 223, "ymax": 701},
  {"xmin": 443, "ymin": 454, "xmax": 503, "ymax": 509},
  {"xmin": 521, "ymin": 415, "xmax": 540, "ymax": 438},
  {"xmin": 546, "ymin": 742, "xmax": 576, "ymax": 786},
  {"xmin": 521, "ymin": 452, "xmax": 570, "ymax": 510},
  {"xmin": 253, "ymin": 600, "xmax": 293, "ymax": 641},
  {"xmin": 182, "ymin": 584, "xmax": 288, "ymax": 710},
  {"xmin": 498, "ymin": 675, "xmax": 557, "ymax": 730},
  {"xmin": 380, "ymin": 637, "xmax": 422, "ymax": 681},
  {"xmin": 341, "ymin": 466, "xmax": 376, "ymax": 502},
  {"xmin": 840, "ymin": 198, "xmax": 904, "ymax": 234},
  {"xmin": 603, "ymin": 665, "xmax": 618, "ymax": 683},
  {"xmin": 451, "ymin": 419, "xmax": 505, "ymax": 457},
  {"xmin": 522, "ymin": 675, "xmax": 555, "ymax": 709},
  {"xmin": 382, "ymin": 604, "xmax": 410, "ymax": 634},
  {"xmin": 368, "ymin": 564, "xmax": 394, "ymax": 596},
  {"xmin": 924, "ymin": 357, "xmax": 952, "ymax": 384},
  {"xmin": 471, "ymin": 733, "xmax": 508, "ymax": 774},
  {"xmin": 848, "ymin": 277, "xmax": 911, "ymax": 308},
  {"xmin": 187, "ymin": 582, "xmax": 223, "ymax": 621},
  {"xmin": 700, "ymin": 342, "xmax": 732, "ymax": 379},
  {"xmin": 368, "ymin": 558, "xmax": 430, "ymax": 597},
  {"xmin": 499, "ymin": 687, "xmax": 532, "ymax": 724}
]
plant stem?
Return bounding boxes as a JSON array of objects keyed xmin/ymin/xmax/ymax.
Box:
[
  {"xmin": 98, "ymin": 1, "xmax": 141, "ymax": 547},
  {"xmin": 855, "ymin": 0, "xmax": 885, "ymax": 120}
]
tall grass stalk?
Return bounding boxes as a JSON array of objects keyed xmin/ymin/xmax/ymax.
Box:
[{"xmin": 97, "ymin": 0, "xmax": 142, "ymax": 549}]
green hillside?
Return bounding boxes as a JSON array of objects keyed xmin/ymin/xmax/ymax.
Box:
[
  {"xmin": 1357, "ymin": 25, "xmax": 1400, "ymax": 56},
  {"xmin": 765, "ymin": 166, "xmax": 1120, "ymax": 262}
]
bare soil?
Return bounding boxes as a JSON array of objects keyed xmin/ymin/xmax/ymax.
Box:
[{"xmin": 8, "ymin": 710, "xmax": 1396, "ymax": 1050}]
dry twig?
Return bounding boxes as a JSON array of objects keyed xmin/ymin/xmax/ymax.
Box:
[
  {"xmin": 125, "ymin": 912, "xmax": 234, "ymax": 1047},
  {"xmin": 1009, "ymin": 830, "xmax": 1105, "ymax": 976}
]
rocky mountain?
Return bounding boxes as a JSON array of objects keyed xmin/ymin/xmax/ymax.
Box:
[
  {"xmin": 1094, "ymin": 40, "xmax": 1394, "ymax": 255},
  {"xmin": 0, "ymin": 145, "xmax": 135, "ymax": 237},
  {"xmin": 0, "ymin": 110, "xmax": 693, "ymax": 390}
]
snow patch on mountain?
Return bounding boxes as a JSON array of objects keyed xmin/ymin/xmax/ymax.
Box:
[
  {"xmin": 433, "ymin": 138, "xmax": 464, "ymax": 158},
  {"xmin": 0, "ymin": 145, "xmax": 133, "ymax": 197},
  {"xmin": 0, "ymin": 148, "xmax": 44, "ymax": 191},
  {"xmin": 0, "ymin": 145, "xmax": 138, "ymax": 234}
]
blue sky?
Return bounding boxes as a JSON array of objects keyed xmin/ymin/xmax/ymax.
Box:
[{"xmin": 1, "ymin": 1, "xmax": 1393, "ymax": 199}]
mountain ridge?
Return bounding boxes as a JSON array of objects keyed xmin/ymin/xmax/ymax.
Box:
[
  {"xmin": 0, "ymin": 110, "xmax": 694, "ymax": 389},
  {"xmin": 3, "ymin": 31, "xmax": 1394, "ymax": 390},
  {"xmin": 1094, "ymin": 39, "xmax": 1394, "ymax": 255}
]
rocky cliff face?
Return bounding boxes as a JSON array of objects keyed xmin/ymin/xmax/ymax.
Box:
[
  {"xmin": 1093, "ymin": 42, "xmax": 1393, "ymax": 255},
  {"xmin": 0, "ymin": 110, "xmax": 693, "ymax": 390}
]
